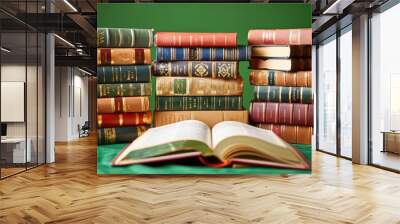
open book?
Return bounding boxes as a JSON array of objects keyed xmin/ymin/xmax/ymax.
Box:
[{"xmin": 112, "ymin": 120, "xmax": 310, "ymax": 170}]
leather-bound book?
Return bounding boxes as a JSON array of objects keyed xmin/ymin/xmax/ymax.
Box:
[
  {"xmin": 248, "ymin": 28, "xmax": 312, "ymax": 45},
  {"xmin": 97, "ymin": 48, "xmax": 151, "ymax": 65},
  {"xmin": 97, "ymin": 126, "xmax": 149, "ymax": 145},
  {"xmin": 97, "ymin": 97, "xmax": 150, "ymax": 114},
  {"xmin": 253, "ymin": 86, "xmax": 313, "ymax": 104},
  {"xmin": 97, "ymin": 83, "xmax": 151, "ymax": 98},
  {"xmin": 250, "ymin": 102, "xmax": 313, "ymax": 126},
  {"xmin": 251, "ymin": 45, "xmax": 311, "ymax": 58},
  {"xmin": 249, "ymin": 70, "xmax": 311, "ymax": 87},
  {"xmin": 154, "ymin": 110, "xmax": 248, "ymax": 127},
  {"xmin": 153, "ymin": 61, "xmax": 239, "ymax": 80},
  {"xmin": 257, "ymin": 124, "xmax": 312, "ymax": 145},
  {"xmin": 97, "ymin": 65, "xmax": 152, "ymax": 84},
  {"xmin": 250, "ymin": 58, "xmax": 311, "ymax": 72},
  {"xmin": 97, "ymin": 28, "xmax": 154, "ymax": 48},
  {"xmin": 156, "ymin": 76, "xmax": 243, "ymax": 96},
  {"xmin": 97, "ymin": 112, "xmax": 152, "ymax": 128},
  {"xmin": 155, "ymin": 32, "xmax": 237, "ymax": 47},
  {"xmin": 156, "ymin": 96, "xmax": 242, "ymax": 111},
  {"xmin": 156, "ymin": 46, "xmax": 250, "ymax": 61}
]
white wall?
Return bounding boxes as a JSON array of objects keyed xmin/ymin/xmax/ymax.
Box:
[{"xmin": 54, "ymin": 67, "xmax": 89, "ymax": 141}]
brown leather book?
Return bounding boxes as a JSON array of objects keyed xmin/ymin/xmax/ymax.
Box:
[
  {"xmin": 249, "ymin": 70, "xmax": 311, "ymax": 87},
  {"xmin": 154, "ymin": 111, "xmax": 248, "ymax": 127},
  {"xmin": 156, "ymin": 76, "xmax": 243, "ymax": 96},
  {"xmin": 248, "ymin": 29, "xmax": 312, "ymax": 45},
  {"xmin": 250, "ymin": 58, "xmax": 311, "ymax": 72},
  {"xmin": 97, "ymin": 48, "xmax": 152, "ymax": 65},
  {"xmin": 97, "ymin": 97, "xmax": 150, "ymax": 114},
  {"xmin": 251, "ymin": 45, "xmax": 311, "ymax": 58},
  {"xmin": 257, "ymin": 124, "xmax": 312, "ymax": 145}
]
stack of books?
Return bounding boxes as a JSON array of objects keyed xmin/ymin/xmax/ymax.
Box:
[
  {"xmin": 247, "ymin": 28, "xmax": 313, "ymax": 144},
  {"xmin": 152, "ymin": 32, "xmax": 250, "ymax": 127},
  {"xmin": 96, "ymin": 28, "xmax": 153, "ymax": 145}
]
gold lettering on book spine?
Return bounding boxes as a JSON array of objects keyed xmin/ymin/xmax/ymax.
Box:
[{"xmin": 104, "ymin": 128, "xmax": 116, "ymax": 144}]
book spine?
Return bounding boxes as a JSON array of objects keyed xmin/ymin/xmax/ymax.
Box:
[
  {"xmin": 97, "ymin": 28, "xmax": 154, "ymax": 48},
  {"xmin": 156, "ymin": 46, "xmax": 250, "ymax": 61},
  {"xmin": 97, "ymin": 48, "xmax": 152, "ymax": 65},
  {"xmin": 153, "ymin": 61, "xmax": 238, "ymax": 79},
  {"xmin": 97, "ymin": 83, "xmax": 152, "ymax": 98},
  {"xmin": 250, "ymin": 102, "xmax": 313, "ymax": 126},
  {"xmin": 249, "ymin": 70, "xmax": 312, "ymax": 87},
  {"xmin": 154, "ymin": 110, "xmax": 248, "ymax": 127},
  {"xmin": 250, "ymin": 58, "xmax": 311, "ymax": 72},
  {"xmin": 97, "ymin": 126, "xmax": 149, "ymax": 145},
  {"xmin": 253, "ymin": 86, "xmax": 313, "ymax": 104},
  {"xmin": 156, "ymin": 96, "xmax": 242, "ymax": 111},
  {"xmin": 155, "ymin": 32, "xmax": 237, "ymax": 47},
  {"xmin": 156, "ymin": 76, "xmax": 243, "ymax": 96},
  {"xmin": 97, "ymin": 97, "xmax": 150, "ymax": 113},
  {"xmin": 257, "ymin": 124, "xmax": 312, "ymax": 145},
  {"xmin": 251, "ymin": 45, "xmax": 311, "ymax": 58},
  {"xmin": 248, "ymin": 28, "xmax": 312, "ymax": 45},
  {"xmin": 97, "ymin": 65, "xmax": 152, "ymax": 84},
  {"xmin": 97, "ymin": 112, "xmax": 152, "ymax": 128}
]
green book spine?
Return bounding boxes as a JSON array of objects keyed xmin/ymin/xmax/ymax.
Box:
[
  {"xmin": 156, "ymin": 96, "xmax": 242, "ymax": 111},
  {"xmin": 97, "ymin": 28, "xmax": 154, "ymax": 48},
  {"xmin": 97, "ymin": 126, "xmax": 149, "ymax": 145},
  {"xmin": 253, "ymin": 86, "xmax": 313, "ymax": 104},
  {"xmin": 97, "ymin": 65, "xmax": 152, "ymax": 84},
  {"xmin": 97, "ymin": 83, "xmax": 152, "ymax": 98},
  {"xmin": 153, "ymin": 61, "xmax": 238, "ymax": 79}
]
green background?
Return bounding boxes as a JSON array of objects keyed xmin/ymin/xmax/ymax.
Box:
[
  {"xmin": 97, "ymin": 3, "xmax": 312, "ymax": 110},
  {"xmin": 97, "ymin": 3, "xmax": 312, "ymax": 174}
]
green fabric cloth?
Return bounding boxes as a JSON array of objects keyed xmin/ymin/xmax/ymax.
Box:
[{"xmin": 97, "ymin": 144, "xmax": 312, "ymax": 174}]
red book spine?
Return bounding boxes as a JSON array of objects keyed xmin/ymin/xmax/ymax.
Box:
[
  {"xmin": 155, "ymin": 32, "xmax": 237, "ymax": 47},
  {"xmin": 248, "ymin": 28, "xmax": 312, "ymax": 45},
  {"xmin": 278, "ymin": 103, "xmax": 293, "ymax": 125},
  {"xmin": 97, "ymin": 112, "xmax": 152, "ymax": 128}
]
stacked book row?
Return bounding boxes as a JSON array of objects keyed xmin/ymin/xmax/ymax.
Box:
[
  {"xmin": 152, "ymin": 32, "xmax": 250, "ymax": 127},
  {"xmin": 96, "ymin": 28, "xmax": 154, "ymax": 145},
  {"xmin": 248, "ymin": 28, "xmax": 314, "ymax": 144}
]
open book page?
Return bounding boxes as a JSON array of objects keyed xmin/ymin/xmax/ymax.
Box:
[
  {"xmin": 211, "ymin": 121, "xmax": 304, "ymax": 165},
  {"xmin": 212, "ymin": 121, "xmax": 287, "ymax": 149},
  {"xmin": 131, "ymin": 120, "xmax": 212, "ymax": 150}
]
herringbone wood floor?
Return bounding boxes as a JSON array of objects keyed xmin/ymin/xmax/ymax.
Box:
[{"xmin": 1, "ymin": 135, "xmax": 400, "ymax": 224}]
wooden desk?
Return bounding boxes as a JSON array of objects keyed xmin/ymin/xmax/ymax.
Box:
[
  {"xmin": 382, "ymin": 131, "xmax": 400, "ymax": 154},
  {"xmin": 1, "ymin": 138, "xmax": 31, "ymax": 163}
]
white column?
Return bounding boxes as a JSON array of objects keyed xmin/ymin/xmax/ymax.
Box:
[
  {"xmin": 352, "ymin": 14, "xmax": 369, "ymax": 164},
  {"xmin": 46, "ymin": 32, "xmax": 55, "ymax": 163}
]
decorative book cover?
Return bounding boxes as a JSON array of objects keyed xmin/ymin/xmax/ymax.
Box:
[
  {"xmin": 253, "ymin": 86, "xmax": 313, "ymax": 104},
  {"xmin": 97, "ymin": 3, "xmax": 312, "ymax": 175},
  {"xmin": 97, "ymin": 28, "xmax": 154, "ymax": 48},
  {"xmin": 98, "ymin": 126, "xmax": 149, "ymax": 145},
  {"xmin": 155, "ymin": 76, "xmax": 243, "ymax": 96},
  {"xmin": 155, "ymin": 32, "xmax": 237, "ymax": 47},
  {"xmin": 153, "ymin": 61, "xmax": 239, "ymax": 80},
  {"xmin": 257, "ymin": 124, "xmax": 312, "ymax": 145},
  {"xmin": 249, "ymin": 102, "xmax": 313, "ymax": 126},
  {"xmin": 156, "ymin": 46, "xmax": 250, "ymax": 61},
  {"xmin": 98, "ymin": 112, "xmax": 152, "ymax": 128},
  {"xmin": 156, "ymin": 96, "xmax": 243, "ymax": 111},
  {"xmin": 249, "ymin": 70, "xmax": 312, "ymax": 87},
  {"xmin": 97, "ymin": 48, "xmax": 152, "ymax": 65},
  {"xmin": 97, "ymin": 96, "xmax": 150, "ymax": 113},
  {"xmin": 248, "ymin": 28, "xmax": 312, "ymax": 45},
  {"xmin": 97, "ymin": 65, "xmax": 152, "ymax": 84},
  {"xmin": 154, "ymin": 110, "xmax": 248, "ymax": 128},
  {"xmin": 97, "ymin": 83, "xmax": 152, "ymax": 98}
]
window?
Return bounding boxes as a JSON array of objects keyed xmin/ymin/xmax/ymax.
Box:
[
  {"xmin": 339, "ymin": 27, "xmax": 352, "ymax": 158},
  {"xmin": 371, "ymin": 2, "xmax": 400, "ymax": 171},
  {"xmin": 317, "ymin": 35, "xmax": 337, "ymax": 154}
]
